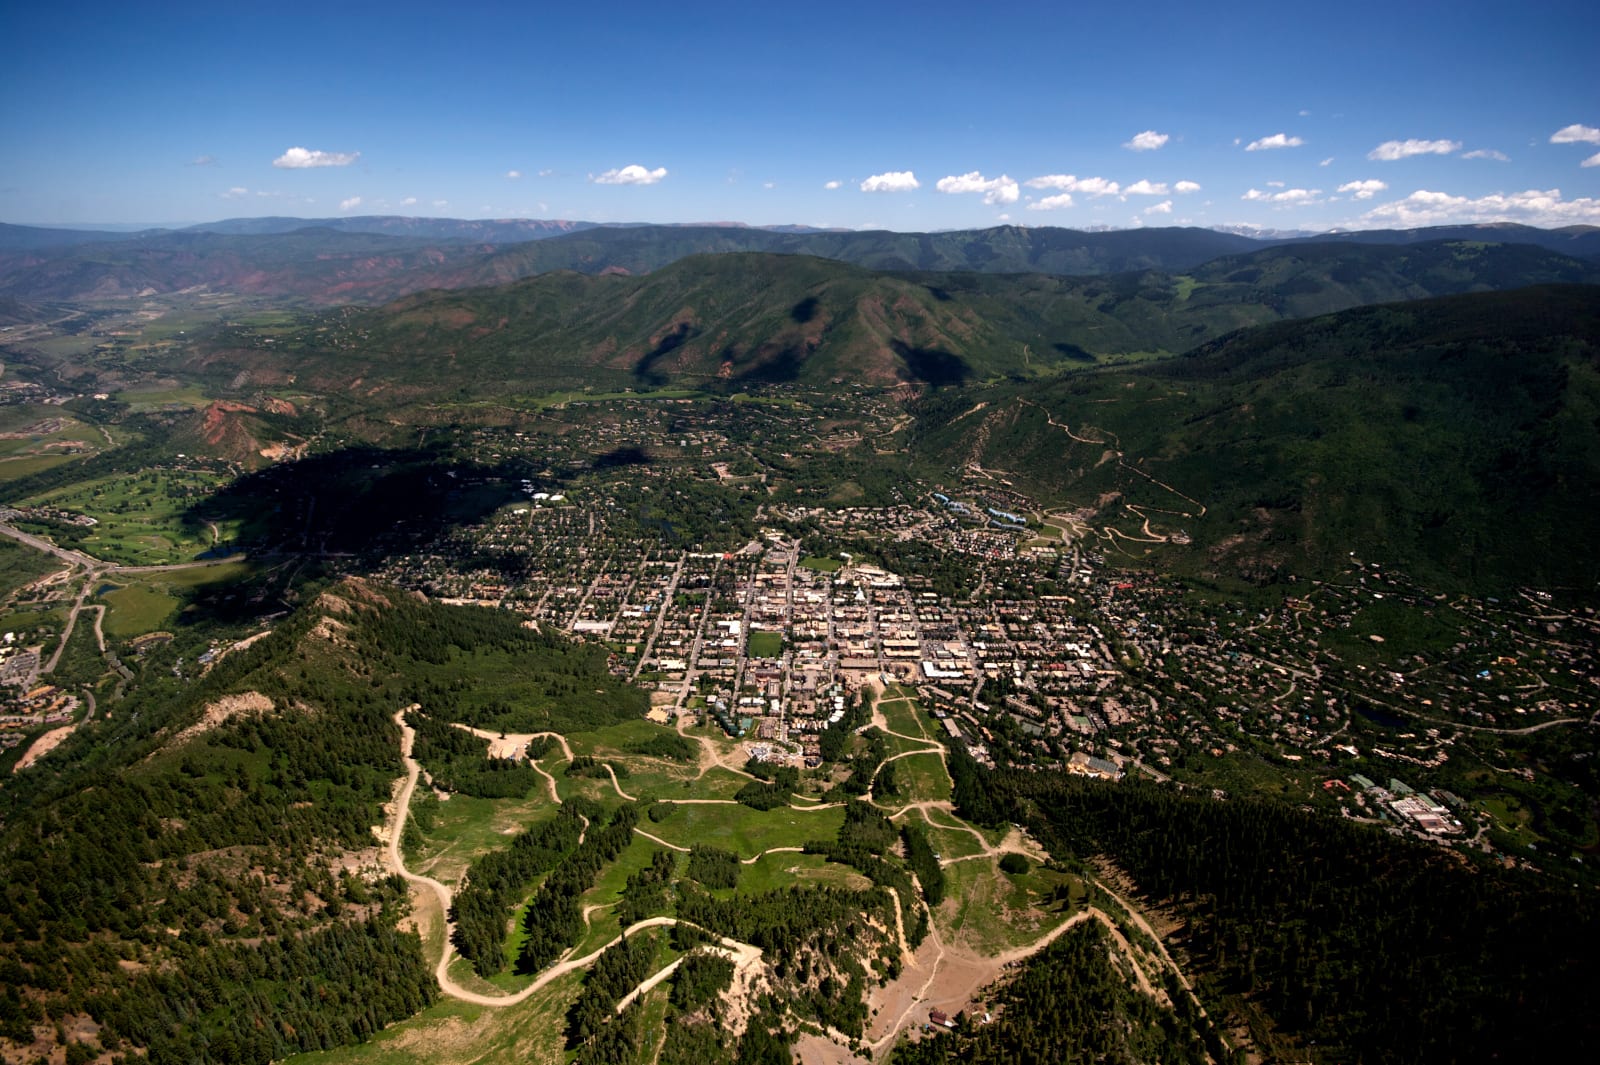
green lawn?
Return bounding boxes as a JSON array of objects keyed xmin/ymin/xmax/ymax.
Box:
[
  {"xmin": 937, "ymin": 858, "xmax": 1077, "ymax": 955},
  {"xmin": 894, "ymin": 752, "xmax": 953, "ymax": 804},
  {"xmin": 0, "ymin": 454, "xmax": 79, "ymax": 482},
  {"xmin": 877, "ymin": 695, "xmax": 934, "ymax": 741},
  {"xmin": 918, "ymin": 808, "xmax": 998, "ymax": 860},
  {"xmin": 117, "ymin": 384, "xmax": 211, "ymax": 412},
  {"xmin": 747, "ymin": 630, "xmax": 783, "ymax": 658},
  {"xmin": 99, "ymin": 583, "xmax": 179, "ymax": 637},
  {"xmin": 800, "ymin": 556, "xmax": 842, "ymax": 573},
  {"xmin": 0, "ymin": 412, "xmax": 98, "ymax": 462},
  {"xmin": 407, "ymin": 793, "xmax": 563, "ymax": 890},
  {"xmin": 642, "ymin": 800, "xmax": 842, "ymax": 857},
  {"xmin": 873, "ymin": 726, "xmax": 942, "ymax": 760},
  {"xmin": 99, "ymin": 561, "xmax": 256, "ymax": 638},
  {"xmin": 736, "ymin": 849, "xmax": 869, "ymax": 896}
]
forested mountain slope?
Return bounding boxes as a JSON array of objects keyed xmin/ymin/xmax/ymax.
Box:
[{"xmin": 911, "ymin": 284, "xmax": 1600, "ymax": 590}]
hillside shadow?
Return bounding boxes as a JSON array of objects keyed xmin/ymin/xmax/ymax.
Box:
[
  {"xmin": 891, "ymin": 340, "xmax": 970, "ymax": 387},
  {"xmin": 791, "ymin": 296, "xmax": 820, "ymax": 323},
  {"xmin": 736, "ymin": 344, "xmax": 804, "ymax": 384},
  {"xmin": 177, "ymin": 445, "xmax": 580, "ymax": 625},
  {"xmin": 1053, "ymin": 342, "xmax": 1097, "ymax": 362},
  {"xmin": 634, "ymin": 322, "xmax": 695, "ymax": 385},
  {"xmin": 594, "ymin": 446, "xmax": 653, "ymax": 469}
]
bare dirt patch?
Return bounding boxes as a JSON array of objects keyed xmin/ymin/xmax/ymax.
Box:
[
  {"xmin": 796, "ymin": 1030, "xmax": 868, "ymax": 1065},
  {"xmin": 169, "ymin": 691, "xmax": 273, "ymax": 747},
  {"xmin": 12, "ymin": 725, "xmax": 73, "ymax": 772},
  {"xmin": 309, "ymin": 615, "xmax": 352, "ymax": 643}
]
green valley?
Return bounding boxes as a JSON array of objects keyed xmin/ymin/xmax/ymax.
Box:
[{"xmin": 0, "ymin": 220, "xmax": 1595, "ymax": 1065}]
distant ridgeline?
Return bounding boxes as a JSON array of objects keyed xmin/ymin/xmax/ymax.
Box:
[
  {"xmin": 3, "ymin": 218, "xmax": 1598, "ymax": 304},
  {"xmin": 141, "ymin": 238, "xmax": 1600, "ymax": 401}
]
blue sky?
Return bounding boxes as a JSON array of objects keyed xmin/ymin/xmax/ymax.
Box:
[{"xmin": 3, "ymin": 0, "xmax": 1597, "ymax": 232}]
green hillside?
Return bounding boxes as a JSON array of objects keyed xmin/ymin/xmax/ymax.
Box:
[
  {"xmin": 0, "ymin": 579, "xmax": 646, "ymax": 1061},
  {"xmin": 167, "ymin": 242, "xmax": 1600, "ymax": 407},
  {"xmin": 912, "ymin": 284, "xmax": 1600, "ymax": 590},
  {"xmin": 471, "ymin": 223, "xmax": 1265, "ymax": 278}
]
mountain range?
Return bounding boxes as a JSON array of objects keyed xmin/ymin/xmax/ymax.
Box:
[
  {"xmin": 163, "ymin": 240, "xmax": 1600, "ymax": 400},
  {"xmin": 3, "ymin": 219, "xmax": 1597, "ymax": 307}
]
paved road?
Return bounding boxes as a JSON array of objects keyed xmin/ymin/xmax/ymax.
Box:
[{"xmin": 0, "ymin": 523, "xmax": 100, "ymax": 569}]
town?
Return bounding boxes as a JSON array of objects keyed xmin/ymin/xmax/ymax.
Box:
[{"xmin": 348, "ymin": 411, "xmax": 1599, "ymax": 877}]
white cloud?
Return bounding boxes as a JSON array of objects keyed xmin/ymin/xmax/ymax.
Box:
[
  {"xmin": 593, "ymin": 164, "xmax": 668, "ymax": 185},
  {"xmin": 1360, "ymin": 187, "xmax": 1600, "ymax": 227},
  {"xmin": 1242, "ymin": 187, "xmax": 1321, "ymax": 203},
  {"xmin": 538, "ymin": 169, "xmax": 554, "ymax": 177},
  {"xmin": 189, "ymin": 154, "xmax": 217, "ymax": 167},
  {"xmin": 1367, "ymin": 138, "xmax": 1460, "ymax": 161},
  {"xmin": 1123, "ymin": 130, "xmax": 1169, "ymax": 151},
  {"xmin": 1024, "ymin": 174, "xmax": 1119, "ymax": 197},
  {"xmin": 860, "ymin": 170, "xmax": 920, "ymax": 192},
  {"xmin": 935, "ymin": 171, "xmax": 1019, "ymax": 204},
  {"xmin": 273, "ymin": 146, "xmax": 360, "ymax": 169},
  {"xmin": 1144, "ymin": 200, "xmax": 1173, "ymax": 215},
  {"xmin": 1463, "ymin": 149, "xmax": 1509, "ymax": 161},
  {"xmin": 220, "ymin": 186, "xmax": 249, "ymax": 199},
  {"xmin": 1245, "ymin": 133, "xmax": 1304, "ymax": 151},
  {"xmin": 401, "ymin": 196, "xmax": 418, "ymax": 206},
  {"xmin": 1319, "ymin": 157, "xmax": 1334, "ymax": 167},
  {"xmin": 433, "ymin": 199, "xmax": 449, "ymax": 208},
  {"xmin": 1336, "ymin": 179, "xmax": 1388, "ymax": 200},
  {"xmin": 1550, "ymin": 124, "xmax": 1600, "ymax": 145},
  {"xmin": 506, "ymin": 170, "xmax": 522, "ymax": 179},
  {"xmin": 1123, "ymin": 179, "xmax": 1169, "ymax": 196},
  {"xmin": 339, "ymin": 196, "xmax": 362, "ymax": 211},
  {"xmin": 1583, "ymin": 153, "xmax": 1600, "ymax": 169},
  {"xmin": 823, "ymin": 180, "xmax": 842, "ymax": 190},
  {"xmin": 763, "ymin": 181, "xmax": 776, "ymax": 189},
  {"xmin": 1174, "ymin": 180, "xmax": 1201, "ymax": 194},
  {"xmin": 1026, "ymin": 193, "xmax": 1075, "ymax": 211},
  {"xmin": 997, "ymin": 213, "xmax": 1010, "ymax": 221}
]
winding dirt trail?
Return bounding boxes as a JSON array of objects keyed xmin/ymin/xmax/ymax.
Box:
[
  {"xmin": 448, "ymin": 723, "xmax": 646, "ymax": 802},
  {"xmin": 677, "ymin": 712, "xmax": 760, "ymax": 782},
  {"xmin": 603, "ymin": 762, "xmax": 636, "ymax": 801},
  {"xmin": 388, "ymin": 707, "xmax": 764, "ymax": 1009},
  {"xmin": 634, "ymin": 828, "xmax": 691, "ymax": 853},
  {"xmin": 387, "ymin": 707, "xmax": 485, "ymax": 1002},
  {"xmin": 1015, "ymin": 398, "xmax": 1207, "ymax": 520}
]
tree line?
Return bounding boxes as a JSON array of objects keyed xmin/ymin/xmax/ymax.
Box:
[
  {"xmin": 514, "ymin": 804, "xmax": 641, "ymax": 974},
  {"xmin": 954, "ymin": 766, "xmax": 1600, "ymax": 1063},
  {"xmin": 449, "ymin": 802, "xmax": 588, "ymax": 975}
]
